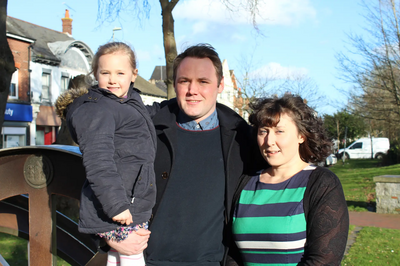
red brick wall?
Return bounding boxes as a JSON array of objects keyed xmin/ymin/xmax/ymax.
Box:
[{"xmin": 7, "ymin": 38, "xmax": 31, "ymax": 103}]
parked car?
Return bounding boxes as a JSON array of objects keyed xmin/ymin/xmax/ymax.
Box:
[
  {"xmin": 325, "ymin": 154, "xmax": 338, "ymax": 166},
  {"xmin": 315, "ymin": 154, "xmax": 337, "ymax": 167},
  {"xmin": 337, "ymin": 137, "xmax": 389, "ymax": 159}
]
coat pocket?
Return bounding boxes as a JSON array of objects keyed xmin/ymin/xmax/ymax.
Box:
[
  {"xmin": 131, "ymin": 164, "xmax": 149, "ymax": 199},
  {"xmin": 132, "ymin": 165, "xmax": 156, "ymax": 214}
]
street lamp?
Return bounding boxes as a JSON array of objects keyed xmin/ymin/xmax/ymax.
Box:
[{"xmin": 112, "ymin": 27, "xmax": 122, "ymax": 41}]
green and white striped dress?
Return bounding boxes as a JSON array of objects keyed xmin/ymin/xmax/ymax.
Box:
[{"xmin": 232, "ymin": 165, "xmax": 316, "ymax": 265}]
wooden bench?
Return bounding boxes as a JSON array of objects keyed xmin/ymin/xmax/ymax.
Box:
[{"xmin": 0, "ymin": 145, "xmax": 107, "ymax": 265}]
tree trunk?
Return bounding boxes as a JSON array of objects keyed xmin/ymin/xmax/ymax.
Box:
[
  {"xmin": 0, "ymin": 0, "xmax": 15, "ymax": 128},
  {"xmin": 160, "ymin": 0, "xmax": 178, "ymax": 99},
  {"xmin": 336, "ymin": 119, "xmax": 340, "ymax": 148}
]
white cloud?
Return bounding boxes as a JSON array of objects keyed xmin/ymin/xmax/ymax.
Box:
[
  {"xmin": 136, "ymin": 49, "xmax": 151, "ymax": 62},
  {"xmin": 136, "ymin": 45, "xmax": 164, "ymax": 63},
  {"xmin": 252, "ymin": 62, "xmax": 309, "ymax": 79},
  {"xmin": 173, "ymin": 0, "xmax": 316, "ymax": 26},
  {"xmin": 192, "ymin": 21, "xmax": 208, "ymax": 34},
  {"xmin": 231, "ymin": 33, "xmax": 247, "ymax": 42}
]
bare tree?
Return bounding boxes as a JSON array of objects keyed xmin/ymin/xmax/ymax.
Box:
[
  {"xmin": 97, "ymin": 0, "xmax": 264, "ymax": 99},
  {"xmin": 0, "ymin": 0, "xmax": 15, "ymax": 128},
  {"xmin": 234, "ymin": 52, "xmax": 278, "ymax": 101},
  {"xmin": 235, "ymin": 52, "xmax": 326, "ymax": 114},
  {"xmin": 336, "ymin": 0, "xmax": 400, "ymax": 139},
  {"xmin": 278, "ymin": 73, "xmax": 326, "ymax": 110}
]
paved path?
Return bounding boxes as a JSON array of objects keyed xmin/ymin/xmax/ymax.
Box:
[
  {"xmin": 349, "ymin": 211, "xmax": 400, "ymax": 230},
  {"xmin": 345, "ymin": 211, "xmax": 400, "ymax": 254}
]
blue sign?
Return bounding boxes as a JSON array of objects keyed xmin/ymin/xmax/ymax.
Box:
[{"xmin": 4, "ymin": 103, "xmax": 33, "ymax": 122}]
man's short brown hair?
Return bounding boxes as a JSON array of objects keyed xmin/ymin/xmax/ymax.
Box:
[{"xmin": 173, "ymin": 44, "xmax": 223, "ymax": 86}]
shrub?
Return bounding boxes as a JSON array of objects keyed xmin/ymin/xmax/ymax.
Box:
[{"xmin": 382, "ymin": 141, "xmax": 400, "ymax": 165}]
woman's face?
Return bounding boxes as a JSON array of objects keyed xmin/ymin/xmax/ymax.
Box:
[{"xmin": 257, "ymin": 113, "xmax": 305, "ymax": 169}]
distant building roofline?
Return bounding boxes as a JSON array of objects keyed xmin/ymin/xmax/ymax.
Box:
[{"xmin": 6, "ymin": 33, "xmax": 35, "ymax": 43}]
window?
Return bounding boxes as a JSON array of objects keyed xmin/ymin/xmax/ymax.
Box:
[
  {"xmin": 61, "ymin": 74, "xmax": 69, "ymax": 93},
  {"xmin": 1, "ymin": 127, "xmax": 26, "ymax": 148},
  {"xmin": 9, "ymin": 69, "xmax": 18, "ymax": 99},
  {"xmin": 36, "ymin": 128, "xmax": 45, "ymax": 145},
  {"xmin": 244, "ymin": 112, "xmax": 249, "ymax": 121},
  {"xmin": 350, "ymin": 142, "xmax": 363, "ymax": 149},
  {"xmin": 41, "ymin": 71, "xmax": 51, "ymax": 102}
]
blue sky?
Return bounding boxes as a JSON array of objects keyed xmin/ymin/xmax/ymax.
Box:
[{"xmin": 7, "ymin": 0, "xmax": 367, "ymax": 114}]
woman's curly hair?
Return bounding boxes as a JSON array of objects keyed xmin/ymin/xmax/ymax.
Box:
[{"xmin": 249, "ymin": 93, "xmax": 332, "ymax": 163}]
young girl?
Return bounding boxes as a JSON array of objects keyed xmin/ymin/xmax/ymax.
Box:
[{"xmin": 56, "ymin": 42, "xmax": 157, "ymax": 266}]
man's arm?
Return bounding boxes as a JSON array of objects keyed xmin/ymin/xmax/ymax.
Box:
[
  {"xmin": 106, "ymin": 229, "xmax": 151, "ymax": 255},
  {"xmin": 146, "ymin": 99, "xmax": 171, "ymax": 118}
]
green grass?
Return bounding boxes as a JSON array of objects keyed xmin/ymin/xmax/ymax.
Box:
[
  {"xmin": 0, "ymin": 232, "xmax": 71, "ymax": 266},
  {"xmin": 0, "ymin": 233, "xmax": 27, "ymax": 265},
  {"xmin": 349, "ymin": 224, "xmax": 356, "ymax": 233},
  {"xmin": 333, "ymin": 160, "xmax": 400, "ymax": 265},
  {"xmin": 329, "ymin": 159, "xmax": 400, "ymax": 212},
  {"xmin": 342, "ymin": 226, "xmax": 400, "ymax": 265}
]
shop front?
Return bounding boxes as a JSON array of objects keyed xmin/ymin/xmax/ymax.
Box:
[
  {"xmin": 1, "ymin": 103, "xmax": 32, "ymax": 148},
  {"xmin": 35, "ymin": 105, "xmax": 61, "ymax": 145}
]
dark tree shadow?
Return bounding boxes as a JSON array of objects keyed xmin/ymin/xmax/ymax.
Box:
[{"xmin": 346, "ymin": 201, "xmax": 376, "ymax": 212}]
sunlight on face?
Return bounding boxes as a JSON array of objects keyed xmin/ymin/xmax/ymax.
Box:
[
  {"xmin": 257, "ymin": 113, "xmax": 305, "ymax": 169},
  {"xmin": 174, "ymin": 57, "xmax": 224, "ymax": 122},
  {"xmin": 96, "ymin": 52, "xmax": 138, "ymax": 98}
]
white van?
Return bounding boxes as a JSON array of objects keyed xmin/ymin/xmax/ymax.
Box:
[{"xmin": 337, "ymin": 137, "xmax": 390, "ymax": 159}]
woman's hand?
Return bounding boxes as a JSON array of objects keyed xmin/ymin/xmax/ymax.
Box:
[{"xmin": 112, "ymin": 209, "xmax": 133, "ymax": 225}]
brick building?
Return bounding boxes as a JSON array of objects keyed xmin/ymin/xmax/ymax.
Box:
[
  {"xmin": 3, "ymin": 10, "xmax": 94, "ymax": 147},
  {"xmin": 3, "ymin": 33, "xmax": 34, "ymax": 148}
]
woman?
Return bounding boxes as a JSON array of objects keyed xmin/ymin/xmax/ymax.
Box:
[{"xmin": 232, "ymin": 94, "xmax": 349, "ymax": 265}]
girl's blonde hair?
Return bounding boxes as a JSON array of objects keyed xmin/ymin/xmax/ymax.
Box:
[{"xmin": 91, "ymin": 42, "xmax": 137, "ymax": 77}]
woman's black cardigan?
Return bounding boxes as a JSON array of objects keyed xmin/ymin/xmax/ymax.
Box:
[{"xmin": 229, "ymin": 166, "xmax": 349, "ymax": 266}]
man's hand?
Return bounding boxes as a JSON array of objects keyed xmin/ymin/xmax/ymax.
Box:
[
  {"xmin": 106, "ymin": 229, "xmax": 151, "ymax": 255},
  {"xmin": 112, "ymin": 209, "xmax": 133, "ymax": 225}
]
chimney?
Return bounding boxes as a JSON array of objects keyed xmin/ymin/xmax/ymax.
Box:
[{"xmin": 62, "ymin": 9, "xmax": 73, "ymax": 35}]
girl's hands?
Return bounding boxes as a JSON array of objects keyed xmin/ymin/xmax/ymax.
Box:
[{"xmin": 112, "ymin": 209, "xmax": 133, "ymax": 225}]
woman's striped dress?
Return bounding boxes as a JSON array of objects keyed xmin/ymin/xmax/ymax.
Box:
[{"xmin": 232, "ymin": 166, "xmax": 316, "ymax": 266}]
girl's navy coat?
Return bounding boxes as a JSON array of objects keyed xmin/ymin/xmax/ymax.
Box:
[{"xmin": 56, "ymin": 84, "xmax": 157, "ymax": 234}]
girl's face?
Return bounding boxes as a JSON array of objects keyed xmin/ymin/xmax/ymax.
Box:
[
  {"xmin": 96, "ymin": 52, "xmax": 137, "ymax": 98},
  {"xmin": 257, "ymin": 113, "xmax": 305, "ymax": 169}
]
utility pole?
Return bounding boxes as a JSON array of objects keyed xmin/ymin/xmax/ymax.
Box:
[
  {"xmin": 112, "ymin": 27, "xmax": 121, "ymax": 41},
  {"xmin": 342, "ymin": 126, "xmax": 348, "ymax": 164}
]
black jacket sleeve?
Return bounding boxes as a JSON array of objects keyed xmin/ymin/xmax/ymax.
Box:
[
  {"xmin": 300, "ymin": 167, "xmax": 349, "ymax": 265},
  {"xmin": 145, "ymin": 99, "xmax": 172, "ymax": 118}
]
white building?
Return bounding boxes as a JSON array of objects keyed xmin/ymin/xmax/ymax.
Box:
[
  {"xmin": 218, "ymin": 59, "xmax": 235, "ymax": 109},
  {"xmin": 5, "ymin": 12, "xmax": 94, "ymax": 146}
]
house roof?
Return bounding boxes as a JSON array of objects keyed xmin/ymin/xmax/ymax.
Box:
[
  {"xmin": 6, "ymin": 16, "xmax": 162, "ymax": 98},
  {"xmin": 149, "ymin": 65, "xmax": 167, "ymax": 93},
  {"xmin": 136, "ymin": 75, "xmax": 167, "ymax": 98},
  {"xmin": 150, "ymin": 66, "xmax": 167, "ymax": 81},
  {"xmin": 6, "ymin": 16, "xmax": 92, "ymax": 66}
]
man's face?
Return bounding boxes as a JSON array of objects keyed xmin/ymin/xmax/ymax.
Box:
[{"xmin": 174, "ymin": 57, "xmax": 224, "ymax": 123}]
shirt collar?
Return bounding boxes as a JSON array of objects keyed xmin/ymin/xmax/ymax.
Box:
[{"xmin": 177, "ymin": 109, "xmax": 219, "ymax": 131}]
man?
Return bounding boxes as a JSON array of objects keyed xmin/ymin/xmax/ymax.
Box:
[{"xmin": 107, "ymin": 44, "xmax": 256, "ymax": 265}]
